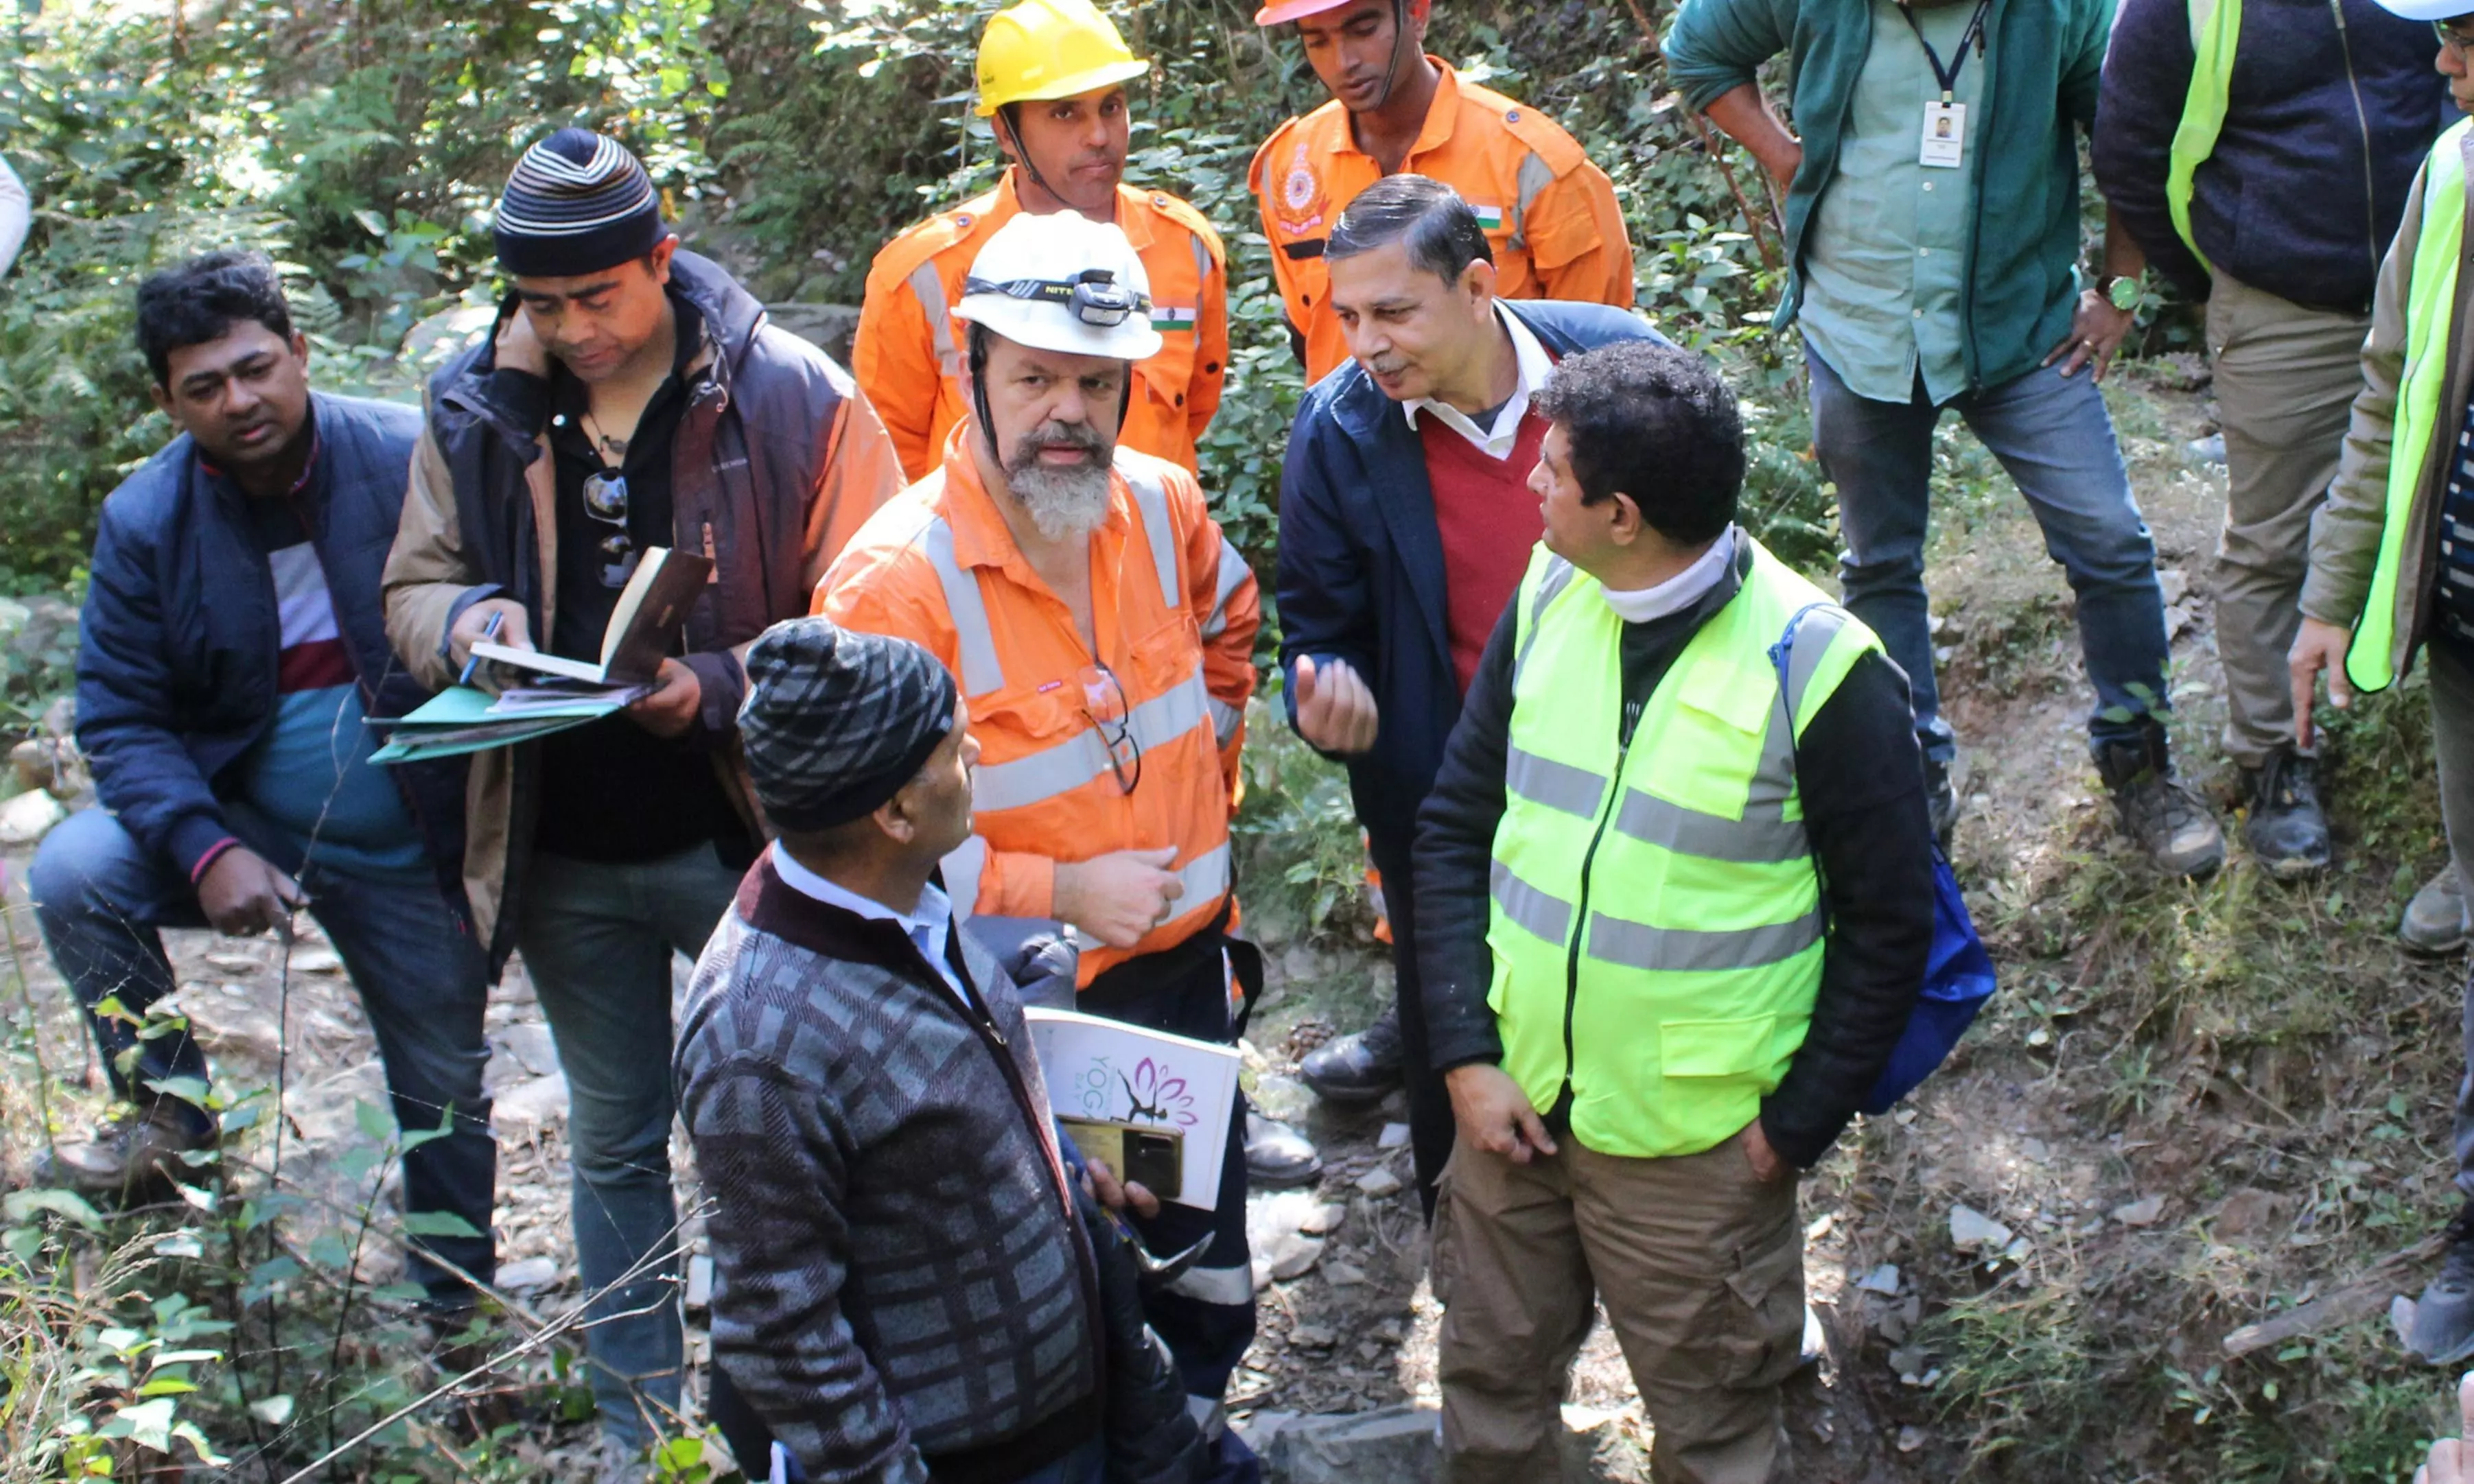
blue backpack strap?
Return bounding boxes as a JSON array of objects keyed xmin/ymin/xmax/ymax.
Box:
[{"xmin": 1769, "ymin": 603, "xmax": 1996, "ymax": 1114}]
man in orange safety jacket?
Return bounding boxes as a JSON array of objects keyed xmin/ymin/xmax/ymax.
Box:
[
  {"xmin": 819, "ymin": 211, "xmax": 1301, "ymax": 1479},
  {"xmin": 853, "ymin": 0, "xmax": 1230, "ymax": 482},
  {"xmin": 1249, "ymin": 0, "xmax": 1637, "ymax": 384}
]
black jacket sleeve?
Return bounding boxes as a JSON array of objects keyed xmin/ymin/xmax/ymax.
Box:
[
  {"xmin": 2091, "ymin": 0, "xmax": 2210, "ymax": 297},
  {"xmin": 1411, "ymin": 599, "xmax": 1520, "ymax": 1074},
  {"xmin": 1758, "ymin": 650, "xmax": 1937, "ymax": 1168}
]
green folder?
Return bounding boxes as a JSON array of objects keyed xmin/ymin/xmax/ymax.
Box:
[{"xmin": 366, "ymin": 685, "xmax": 629, "ymax": 764}]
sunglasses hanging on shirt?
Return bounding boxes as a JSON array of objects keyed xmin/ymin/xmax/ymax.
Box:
[{"xmin": 581, "ymin": 471, "xmax": 640, "ymax": 588}]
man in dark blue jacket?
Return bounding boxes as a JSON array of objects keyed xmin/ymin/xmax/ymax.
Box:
[
  {"xmin": 1276, "ymin": 176, "xmax": 1657, "ymax": 1210},
  {"xmin": 27, "ymin": 251, "xmax": 494, "ymax": 1317},
  {"xmin": 2097, "ymin": 0, "xmax": 2451, "ymax": 893}
]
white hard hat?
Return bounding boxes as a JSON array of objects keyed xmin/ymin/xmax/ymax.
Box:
[
  {"xmin": 2374, "ymin": 0, "xmax": 2470, "ymax": 19},
  {"xmin": 955, "ymin": 212, "xmax": 1165, "ymax": 362}
]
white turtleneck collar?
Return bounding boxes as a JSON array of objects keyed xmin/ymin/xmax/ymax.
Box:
[{"xmin": 1599, "ymin": 526, "xmax": 1738, "ymax": 624}]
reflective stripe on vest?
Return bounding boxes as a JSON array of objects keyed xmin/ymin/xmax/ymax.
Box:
[
  {"xmin": 911, "ymin": 260, "xmax": 964, "ymax": 383},
  {"xmin": 1189, "ymin": 234, "xmax": 1212, "ymax": 302},
  {"xmin": 2164, "ymin": 0, "xmax": 2241, "ymax": 274},
  {"xmin": 2350, "ymin": 117, "xmax": 2473, "ymax": 694},
  {"xmin": 1484, "ymin": 537, "xmax": 1881, "ymax": 1159}
]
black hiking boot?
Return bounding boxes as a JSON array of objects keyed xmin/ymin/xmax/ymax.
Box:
[
  {"xmin": 2239, "ymin": 749, "xmax": 2331, "ymax": 880},
  {"xmin": 2092, "ymin": 722, "xmax": 2226, "ymax": 879},
  {"xmin": 1299, "ymin": 1003, "xmax": 1405, "ymax": 1105},
  {"xmin": 30, "ymin": 1097, "xmax": 215, "ymax": 1206},
  {"xmin": 2411, "ymin": 1200, "xmax": 2474, "ymax": 1365}
]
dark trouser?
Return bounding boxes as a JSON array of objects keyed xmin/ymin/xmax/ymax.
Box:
[
  {"xmin": 514, "ymin": 842, "xmax": 744, "ymax": 1450},
  {"xmin": 1371, "ymin": 834, "xmax": 1454, "ymax": 1222},
  {"xmin": 2427, "ymin": 641, "xmax": 2474, "ymax": 1199},
  {"xmin": 1078, "ymin": 927, "xmax": 1257, "ymax": 1404},
  {"xmin": 28, "ymin": 803, "xmax": 495, "ymax": 1307}
]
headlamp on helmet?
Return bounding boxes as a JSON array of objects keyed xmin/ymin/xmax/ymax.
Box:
[{"xmin": 962, "ymin": 268, "xmax": 1153, "ymax": 329}]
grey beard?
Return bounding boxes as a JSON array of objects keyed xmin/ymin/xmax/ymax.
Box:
[{"xmin": 1006, "ymin": 459, "xmax": 1113, "ymax": 541}]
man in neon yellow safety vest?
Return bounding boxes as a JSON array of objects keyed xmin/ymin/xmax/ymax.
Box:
[
  {"xmin": 2292, "ymin": 2, "xmax": 2474, "ymax": 1367},
  {"xmin": 1412, "ymin": 340, "xmax": 1937, "ymax": 1483},
  {"xmin": 2095, "ymin": 0, "xmax": 2447, "ymax": 889}
]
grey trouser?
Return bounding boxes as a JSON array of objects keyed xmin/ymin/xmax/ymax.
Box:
[
  {"xmin": 2433, "ymin": 643, "xmax": 2474, "ymax": 1194},
  {"xmin": 2206, "ymin": 273, "xmax": 2374, "ymax": 768}
]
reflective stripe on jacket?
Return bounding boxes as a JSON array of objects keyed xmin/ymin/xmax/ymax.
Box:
[
  {"xmin": 2346, "ymin": 116, "xmax": 2473, "ymax": 693},
  {"xmin": 1248, "ymin": 59, "xmax": 1636, "ymax": 384},
  {"xmin": 853, "ymin": 171, "xmax": 1230, "ymax": 482},
  {"xmin": 1486, "ymin": 537, "xmax": 1880, "ymax": 1159},
  {"xmin": 816, "ymin": 434, "xmax": 1260, "ymax": 985}
]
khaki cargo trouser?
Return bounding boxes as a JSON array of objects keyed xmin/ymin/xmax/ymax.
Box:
[
  {"xmin": 2206, "ymin": 272, "xmax": 2375, "ymax": 768},
  {"xmin": 1433, "ymin": 1135, "xmax": 1803, "ymax": 1484}
]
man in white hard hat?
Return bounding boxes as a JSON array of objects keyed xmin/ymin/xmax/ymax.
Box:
[
  {"xmin": 817, "ymin": 211, "xmax": 1271, "ymax": 1477},
  {"xmin": 2294, "ymin": 0, "xmax": 2474, "ymax": 1367}
]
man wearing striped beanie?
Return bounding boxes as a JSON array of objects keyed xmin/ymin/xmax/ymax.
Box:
[{"xmin": 382, "ymin": 128, "xmax": 903, "ymax": 1472}]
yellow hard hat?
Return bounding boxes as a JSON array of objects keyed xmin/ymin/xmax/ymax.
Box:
[{"xmin": 975, "ymin": 0, "xmax": 1152, "ymax": 117}]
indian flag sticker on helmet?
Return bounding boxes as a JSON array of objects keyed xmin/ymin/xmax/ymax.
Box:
[
  {"xmin": 1151, "ymin": 305, "xmax": 1197, "ymax": 333},
  {"xmin": 1471, "ymin": 204, "xmax": 1505, "ymax": 231}
]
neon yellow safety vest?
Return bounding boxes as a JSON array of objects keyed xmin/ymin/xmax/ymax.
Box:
[
  {"xmin": 1485, "ymin": 536, "xmax": 1883, "ymax": 1159},
  {"xmin": 2164, "ymin": 0, "xmax": 2243, "ymax": 274},
  {"xmin": 2348, "ymin": 117, "xmax": 2472, "ymax": 694}
]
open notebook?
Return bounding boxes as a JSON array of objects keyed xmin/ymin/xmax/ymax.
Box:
[{"xmin": 469, "ymin": 545, "xmax": 712, "ymax": 685}]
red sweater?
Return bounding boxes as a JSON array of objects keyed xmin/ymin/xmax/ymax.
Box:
[{"xmin": 1419, "ymin": 406, "xmax": 1552, "ymax": 694}]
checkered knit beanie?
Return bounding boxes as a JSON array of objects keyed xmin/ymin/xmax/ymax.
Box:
[
  {"xmin": 492, "ymin": 129, "xmax": 666, "ymax": 277},
  {"xmin": 739, "ymin": 617, "xmax": 961, "ymax": 832}
]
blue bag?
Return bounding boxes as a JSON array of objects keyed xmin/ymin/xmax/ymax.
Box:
[{"xmin": 1771, "ymin": 605, "xmax": 1996, "ymax": 1115}]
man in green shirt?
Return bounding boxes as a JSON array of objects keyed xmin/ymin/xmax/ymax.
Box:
[{"xmin": 1668, "ymin": 0, "xmax": 2226, "ymax": 877}]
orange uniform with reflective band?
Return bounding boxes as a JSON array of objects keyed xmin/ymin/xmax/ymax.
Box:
[
  {"xmin": 816, "ymin": 433, "xmax": 1260, "ymax": 986},
  {"xmin": 853, "ymin": 171, "xmax": 1231, "ymax": 483},
  {"xmin": 1249, "ymin": 59, "xmax": 1637, "ymax": 384}
]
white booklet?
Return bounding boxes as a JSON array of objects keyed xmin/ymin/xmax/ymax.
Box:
[{"xmin": 1024, "ymin": 1006, "xmax": 1241, "ymax": 1212}]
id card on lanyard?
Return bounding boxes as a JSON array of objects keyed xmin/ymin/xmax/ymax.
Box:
[{"xmin": 1902, "ymin": 0, "xmax": 1993, "ymax": 169}]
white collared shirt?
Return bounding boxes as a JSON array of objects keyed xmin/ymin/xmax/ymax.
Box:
[
  {"xmin": 1401, "ymin": 303, "xmax": 1554, "ymax": 460},
  {"xmin": 771, "ymin": 848, "xmax": 968, "ymax": 1005}
]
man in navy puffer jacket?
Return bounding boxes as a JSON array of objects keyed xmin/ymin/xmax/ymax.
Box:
[{"xmin": 28, "ymin": 252, "xmax": 494, "ymax": 1323}]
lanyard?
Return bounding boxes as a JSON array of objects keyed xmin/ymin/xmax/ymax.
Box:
[{"xmin": 1898, "ymin": 0, "xmax": 1994, "ymax": 104}]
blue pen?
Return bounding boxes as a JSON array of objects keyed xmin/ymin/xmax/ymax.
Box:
[{"xmin": 458, "ymin": 610, "xmax": 506, "ymax": 687}]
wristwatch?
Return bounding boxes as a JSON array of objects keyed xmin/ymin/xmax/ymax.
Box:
[{"xmin": 2101, "ymin": 273, "xmax": 2143, "ymax": 311}]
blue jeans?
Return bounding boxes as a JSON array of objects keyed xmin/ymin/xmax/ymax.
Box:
[
  {"xmin": 1806, "ymin": 343, "xmax": 2173, "ymax": 764},
  {"xmin": 514, "ymin": 842, "xmax": 743, "ymax": 1450},
  {"xmin": 28, "ymin": 804, "xmax": 494, "ymax": 1306}
]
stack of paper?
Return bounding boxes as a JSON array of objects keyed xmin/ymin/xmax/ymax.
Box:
[{"xmin": 366, "ymin": 683, "xmax": 642, "ymax": 764}]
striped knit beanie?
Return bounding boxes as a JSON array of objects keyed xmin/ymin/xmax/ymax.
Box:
[
  {"xmin": 739, "ymin": 617, "xmax": 961, "ymax": 832},
  {"xmin": 492, "ymin": 129, "xmax": 666, "ymax": 278}
]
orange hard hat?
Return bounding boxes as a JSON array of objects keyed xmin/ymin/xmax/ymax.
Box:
[{"xmin": 1254, "ymin": 0, "xmax": 1383, "ymax": 23}]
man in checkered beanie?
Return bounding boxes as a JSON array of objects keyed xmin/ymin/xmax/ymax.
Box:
[
  {"xmin": 381, "ymin": 129, "xmax": 905, "ymax": 1466},
  {"xmin": 679, "ymin": 616, "xmax": 1153, "ymax": 1484}
]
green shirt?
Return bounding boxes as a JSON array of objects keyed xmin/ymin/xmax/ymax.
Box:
[
  {"xmin": 1664, "ymin": 0, "xmax": 2112, "ymax": 397},
  {"xmin": 1800, "ymin": 0, "xmax": 1985, "ymax": 405}
]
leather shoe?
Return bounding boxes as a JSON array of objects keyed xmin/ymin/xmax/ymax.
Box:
[
  {"xmin": 1243, "ymin": 1111, "xmax": 1322, "ymax": 1188},
  {"xmin": 1298, "ymin": 1004, "xmax": 1404, "ymax": 1105},
  {"xmin": 31, "ymin": 1098, "xmax": 215, "ymax": 1205}
]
